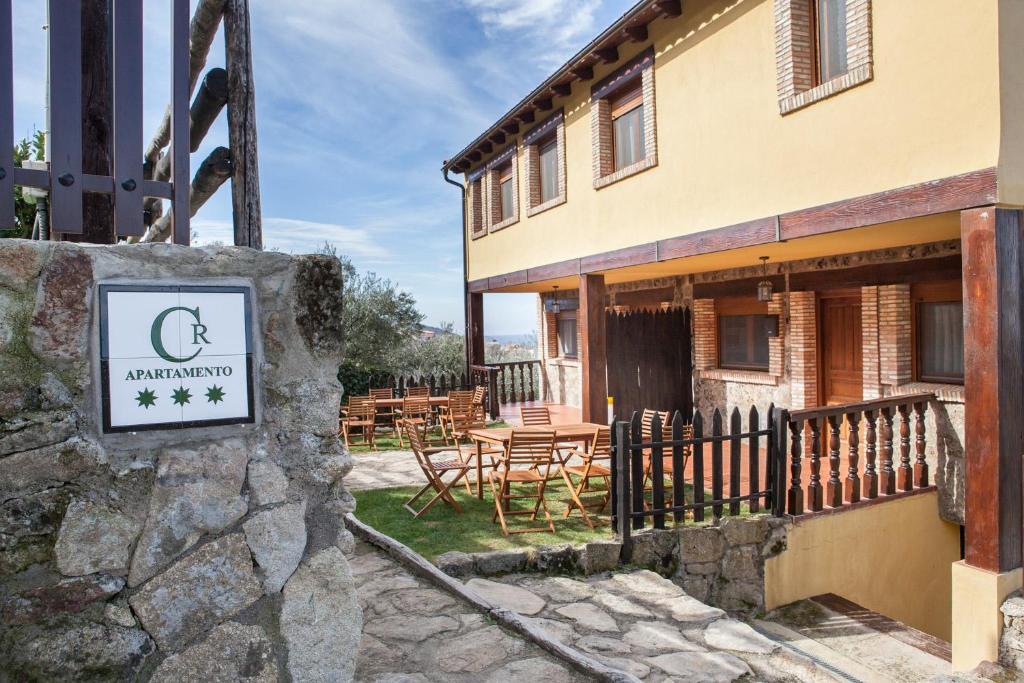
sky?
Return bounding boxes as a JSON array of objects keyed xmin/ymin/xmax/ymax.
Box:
[{"xmin": 11, "ymin": 0, "xmax": 636, "ymax": 336}]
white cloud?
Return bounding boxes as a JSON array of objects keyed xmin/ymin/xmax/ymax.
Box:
[
  {"xmin": 460, "ymin": 0, "xmax": 603, "ymax": 67},
  {"xmin": 191, "ymin": 216, "xmax": 389, "ymax": 261}
]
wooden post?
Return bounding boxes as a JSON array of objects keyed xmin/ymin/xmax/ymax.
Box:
[
  {"xmin": 223, "ymin": 0, "xmax": 261, "ymax": 249},
  {"xmin": 76, "ymin": 0, "xmax": 114, "ymax": 243},
  {"xmin": 962, "ymin": 206, "xmax": 1024, "ymax": 574},
  {"xmin": 466, "ymin": 291, "xmax": 484, "ymax": 369},
  {"xmin": 579, "ymin": 273, "xmax": 607, "ymax": 423}
]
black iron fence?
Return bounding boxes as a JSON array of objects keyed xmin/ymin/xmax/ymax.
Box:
[{"xmin": 611, "ymin": 406, "xmax": 787, "ymax": 557}]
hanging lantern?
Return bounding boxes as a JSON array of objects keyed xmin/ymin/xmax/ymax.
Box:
[
  {"xmin": 756, "ymin": 256, "xmax": 773, "ymax": 303},
  {"xmin": 551, "ymin": 285, "xmax": 560, "ymax": 314}
]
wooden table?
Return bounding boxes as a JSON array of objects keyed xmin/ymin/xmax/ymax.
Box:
[
  {"xmin": 466, "ymin": 423, "xmax": 606, "ymax": 499},
  {"xmin": 373, "ymin": 396, "xmax": 449, "ymax": 409}
]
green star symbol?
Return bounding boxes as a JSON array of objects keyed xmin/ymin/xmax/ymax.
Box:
[
  {"xmin": 135, "ymin": 387, "xmax": 157, "ymax": 409},
  {"xmin": 205, "ymin": 385, "xmax": 226, "ymax": 404},
  {"xmin": 171, "ymin": 386, "xmax": 192, "ymax": 406}
]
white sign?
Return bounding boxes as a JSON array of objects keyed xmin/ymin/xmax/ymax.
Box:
[{"xmin": 99, "ymin": 285, "xmax": 255, "ymax": 432}]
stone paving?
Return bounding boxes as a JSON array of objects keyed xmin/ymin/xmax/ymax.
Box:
[
  {"xmin": 346, "ymin": 450, "xmax": 423, "ymax": 491},
  {"xmin": 349, "ymin": 539, "xmax": 592, "ymax": 682},
  {"xmin": 465, "ymin": 570, "xmax": 842, "ymax": 683}
]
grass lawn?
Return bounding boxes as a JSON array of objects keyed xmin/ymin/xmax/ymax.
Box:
[
  {"xmin": 352, "ymin": 478, "xmax": 615, "ymax": 561},
  {"xmin": 346, "ymin": 421, "xmax": 513, "ymax": 453}
]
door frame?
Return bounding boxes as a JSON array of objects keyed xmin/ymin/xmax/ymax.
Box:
[{"xmin": 816, "ymin": 288, "xmax": 864, "ymax": 406}]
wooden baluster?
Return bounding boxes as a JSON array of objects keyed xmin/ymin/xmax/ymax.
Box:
[
  {"xmin": 526, "ymin": 363, "xmax": 534, "ymax": 402},
  {"xmin": 914, "ymin": 401, "xmax": 929, "ymax": 488},
  {"xmin": 518, "ymin": 364, "xmax": 527, "ymax": 403},
  {"xmin": 692, "ymin": 412, "xmax": 705, "ymax": 522},
  {"xmin": 880, "ymin": 407, "xmax": 896, "ymax": 495},
  {"xmin": 787, "ymin": 419, "xmax": 804, "ymax": 515},
  {"xmin": 862, "ymin": 409, "xmax": 878, "ymax": 499},
  {"xmin": 729, "ymin": 407, "xmax": 742, "ymax": 516},
  {"xmin": 711, "ymin": 409, "xmax": 724, "ymax": 519},
  {"xmin": 748, "ymin": 405, "xmax": 760, "ymax": 513},
  {"xmin": 671, "ymin": 411, "xmax": 685, "ymax": 523},
  {"xmin": 630, "ymin": 412, "xmax": 645, "ymax": 530},
  {"xmin": 898, "ymin": 404, "xmax": 912, "ymax": 491},
  {"xmin": 650, "ymin": 412, "xmax": 665, "ymax": 529},
  {"xmin": 808, "ymin": 418, "xmax": 823, "ymax": 512},
  {"xmin": 845, "ymin": 411, "xmax": 860, "ymax": 504},
  {"xmin": 498, "ymin": 366, "xmax": 506, "ymax": 404},
  {"xmin": 826, "ymin": 414, "xmax": 842, "ymax": 508}
]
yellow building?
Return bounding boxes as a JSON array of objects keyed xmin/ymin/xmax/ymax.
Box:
[{"xmin": 443, "ymin": 0, "xmax": 1024, "ymax": 673}]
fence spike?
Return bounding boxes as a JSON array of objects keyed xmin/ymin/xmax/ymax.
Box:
[
  {"xmin": 729, "ymin": 408, "xmax": 742, "ymax": 516},
  {"xmin": 748, "ymin": 405, "xmax": 760, "ymax": 513}
]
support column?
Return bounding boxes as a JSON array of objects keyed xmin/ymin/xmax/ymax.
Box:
[
  {"xmin": 465, "ymin": 290, "xmax": 485, "ymax": 369},
  {"xmin": 579, "ymin": 274, "xmax": 607, "ymax": 424},
  {"xmin": 954, "ymin": 206, "xmax": 1024, "ymax": 670}
]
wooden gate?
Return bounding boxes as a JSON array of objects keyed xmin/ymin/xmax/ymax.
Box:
[{"xmin": 606, "ymin": 306, "xmax": 693, "ymax": 421}]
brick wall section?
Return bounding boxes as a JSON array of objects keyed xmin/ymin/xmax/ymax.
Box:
[
  {"xmin": 768, "ymin": 292, "xmax": 786, "ymax": 377},
  {"xmin": 524, "ymin": 143, "xmax": 541, "ymax": 210},
  {"xmin": 591, "ymin": 99, "xmax": 613, "ymax": 182},
  {"xmin": 774, "ymin": 0, "xmax": 873, "ymax": 114},
  {"xmin": 467, "ymin": 179, "xmax": 484, "ymax": 238},
  {"xmin": 693, "ymin": 299, "xmax": 717, "ymax": 371},
  {"xmin": 486, "ymin": 149, "xmax": 520, "ymax": 232},
  {"xmin": 525, "ymin": 121, "xmax": 567, "ymax": 217},
  {"xmin": 486, "ymin": 169, "xmax": 502, "ymax": 228},
  {"xmin": 544, "ymin": 310, "xmax": 558, "ymax": 358},
  {"xmin": 861, "ymin": 286, "xmax": 881, "ymax": 398},
  {"xmin": 789, "ymin": 291, "xmax": 817, "ymax": 409},
  {"xmin": 879, "ymin": 284, "xmax": 912, "ymax": 387}
]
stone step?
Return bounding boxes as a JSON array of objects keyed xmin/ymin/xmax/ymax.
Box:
[{"xmin": 761, "ymin": 595, "xmax": 951, "ymax": 683}]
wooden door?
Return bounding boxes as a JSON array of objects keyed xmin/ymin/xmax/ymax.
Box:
[{"xmin": 819, "ymin": 294, "xmax": 863, "ymax": 405}]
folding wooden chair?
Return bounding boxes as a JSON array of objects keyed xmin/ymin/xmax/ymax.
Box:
[
  {"xmin": 448, "ymin": 408, "xmax": 503, "ymax": 493},
  {"xmin": 640, "ymin": 409, "xmax": 692, "ymax": 502},
  {"xmin": 471, "ymin": 385, "xmax": 486, "ymax": 417},
  {"xmin": 396, "ymin": 395, "xmax": 431, "ymax": 447},
  {"xmin": 400, "ymin": 420, "xmax": 470, "ymax": 517},
  {"xmin": 519, "ymin": 405, "xmax": 576, "ymax": 470},
  {"xmin": 561, "ymin": 427, "xmax": 612, "ymax": 528},
  {"xmin": 489, "ymin": 430, "xmax": 558, "ymax": 536},
  {"xmin": 440, "ymin": 390, "xmax": 474, "ymax": 444},
  {"xmin": 370, "ymin": 387, "xmax": 396, "ymax": 432},
  {"xmin": 340, "ymin": 396, "xmax": 377, "ymax": 449}
]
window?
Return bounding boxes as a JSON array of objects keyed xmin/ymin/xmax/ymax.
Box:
[
  {"xmin": 914, "ymin": 282, "xmax": 964, "ymax": 384},
  {"xmin": 611, "ymin": 82, "xmax": 645, "ymax": 171},
  {"xmin": 498, "ymin": 161, "xmax": 514, "ymax": 222},
  {"xmin": 813, "ymin": 0, "xmax": 848, "ymax": 84},
  {"xmin": 718, "ymin": 315, "xmax": 778, "ymax": 371},
  {"xmin": 557, "ymin": 312, "xmax": 578, "ymax": 359},
  {"xmin": 538, "ymin": 137, "xmax": 559, "ymax": 204}
]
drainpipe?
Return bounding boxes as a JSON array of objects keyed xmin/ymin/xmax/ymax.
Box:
[{"xmin": 442, "ymin": 167, "xmax": 472, "ymax": 375}]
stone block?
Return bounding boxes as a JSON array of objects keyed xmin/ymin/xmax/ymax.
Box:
[
  {"xmin": 647, "ymin": 651, "xmax": 751, "ymax": 682},
  {"xmin": 714, "ymin": 579, "xmax": 764, "ymax": 612},
  {"xmin": 581, "ymin": 539, "xmax": 621, "ymax": 574},
  {"xmin": 436, "ymin": 551, "xmax": 475, "ymax": 578},
  {"xmin": 54, "ymin": 498, "xmax": 143, "ymax": 576},
  {"xmin": 151, "ymin": 622, "xmax": 277, "ymax": 683},
  {"xmin": 1, "ymin": 574, "xmax": 124, "ymax": 624},
  {"xmin": 281, "ymin": 547, "xmax": 362, "ymax": 682},
  {"xmin": 437, "ymin": 625, "xmax": 524, "ymax": 673},
  {"xmin": 465, "ymin": 578, "xmax": 546, "ymax": 615},
  {"xmin": 534, "ymin": 543, "xmax": 576, "ymax": 573},
  {"xmin": 631, "ymin": 527, "xmax": 678, "ymax": 571},
  {"xmin": 2, "ymin": 623, "xmax": 154, "ymax": 681},
  {"xmin": 721, "ymin": 546, "xmax": 761, "ymax": 580},
  {"xmin": 678, "ymin": 525, "xmax": 725, "ymax": 564},
  {"xmin": 247, "ymin": 460, "xmax": 288, "ymax": 507},
  {"xmin": 474, "ymin": 548, "xmax": 528, "ymax": 575},
  {"xmin": 243, "ymin": 501, "xmax": 306, "ymax": 593},
  {"xmin": 684, "ymin": 561, "xmax": 720, "ymax": 576},
  {"xmin": 720, "ymin": 515, "xmax": 771, "ymax": 546},
  {"xmin": 681, "ymin": 574, "xmax": 712, "ymax": 603},
  {"xmin": 129, "ymin": 534, "xmax": 263, "ymax": 651}
]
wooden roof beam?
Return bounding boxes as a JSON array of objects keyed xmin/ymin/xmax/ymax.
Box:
[
  {"xmin": 501, "ymin": 122, "xmax": 520, "ymax": 135},
  {"xmin": 479, "ymin": 141, "xmax": 493, "ymax": 154},
  {"xmin": 489, "ymin": 132, "xmax": 506, "ymax": 145},
  {"xmin": 516, "ymin": 110, "xmax": 535, "ymax": 124},
  {"xmin": 468, "ymin": 151, "xmax": 482, "ymax": 161},
  {"xmin": 653, "ymin": 0, "xmax": 682, "ymax": 17},
  {"xmin": 552, "ymin": 82, "xmax": 572, "ymax": 97},
  {"xmin": 532, "ymin": 97, "xmax": 553, "ymax": 111},
  {"xmin": 624, "ymin": 25, "xmax": 648, "ymax": 42},
  {"xmin": 570, "ymin": 65, "xmax": 594, "ymax": 81},
  {"xmin": 592, "ymin": 46, "xmax": 619, "ymax": 64}
]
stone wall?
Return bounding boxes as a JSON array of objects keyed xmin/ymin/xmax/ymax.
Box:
[
  {"xmin": 1000, "ymin": 593, "xmax": 1024, "ymax": 672},
  {"xmin": 0, "ymin": 241, "xmax": 361, "ymax": 681}
]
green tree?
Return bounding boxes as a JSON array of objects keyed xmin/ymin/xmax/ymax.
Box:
[
  {"xmin": 389, "ymin": 323, "xmax": 465, "ymax": 379},
  {"xmin": 3, "ymin": 130, "xmax": 45, "ymax": 239}
]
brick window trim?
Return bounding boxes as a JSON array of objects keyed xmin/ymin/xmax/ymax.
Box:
[
  {"xmin": 486, "ymin": 146, "xmax": 520, "ymax": 233},
  {"xmin": 774, "ymin": 0, "xmax": 873, "ymax": 116},
  {"xmin": 591, "ymin": 56, "xmax": 658, "ymax": 190},
  {"xmin": 466, "ymin": 177, "xmax": 486, "ymax": 240},
  {"xmin": 693, "ymin": 295, "xmax": 785, "ymax": 385},
  {"xmin": 524, "ymin": 112, "xmax": 567, "ymax": 218}
]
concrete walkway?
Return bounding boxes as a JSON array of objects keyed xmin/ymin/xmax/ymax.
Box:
[
  {"xmin": 346, "ymin": 450, "xmax": 423, "ymax": 491},
  {"xmin": 349, "ymin": 539, "xmax": 591, "ymax": 682}
]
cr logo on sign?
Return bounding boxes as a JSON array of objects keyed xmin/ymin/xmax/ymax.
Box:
[{"xmin": 150, "ymin": 306, "xmax": 211, "ymax": 363}]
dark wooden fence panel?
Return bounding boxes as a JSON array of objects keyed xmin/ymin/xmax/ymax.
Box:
[{"xmin": 606, "ymin": 307, "xmax": 692, "ymax": 422}]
